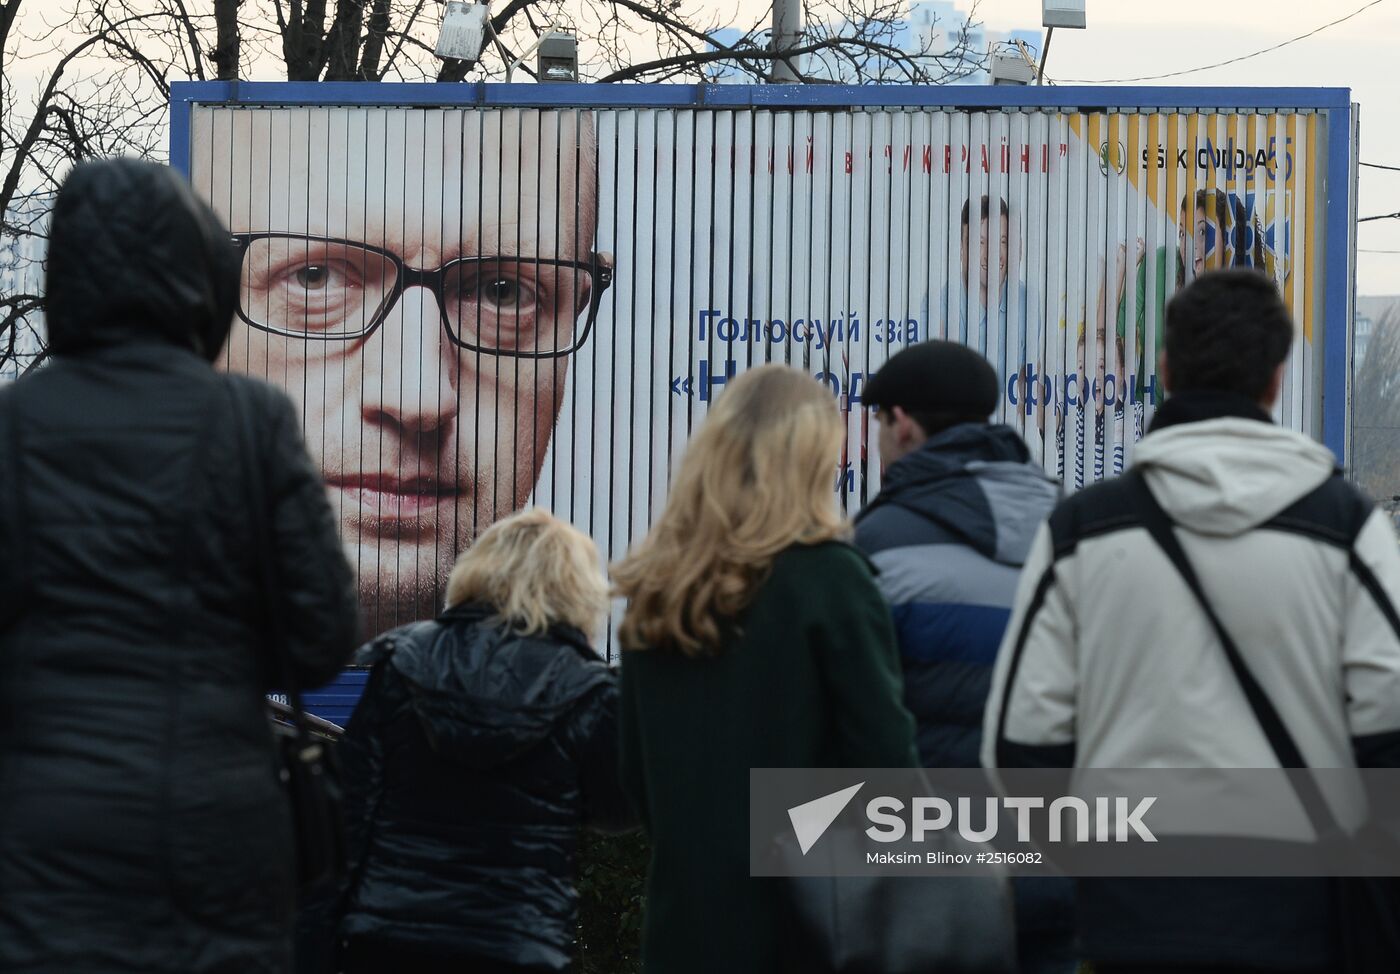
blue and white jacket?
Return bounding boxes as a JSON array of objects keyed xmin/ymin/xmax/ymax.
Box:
[{"xmin": 854, "ymin": 423, "xmax": 1059, "ymax": 770}]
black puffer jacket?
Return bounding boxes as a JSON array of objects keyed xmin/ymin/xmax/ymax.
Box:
[
  {"xmin": 0, "ymin": 159, "xmax": 359, "ymax": 974},
  {"xmin": 336, "ymin": 603, "xmax": 630, "ymax": 971}
]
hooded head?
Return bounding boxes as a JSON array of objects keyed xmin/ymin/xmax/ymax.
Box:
[{"xmin": 45, "ymin": 158, "xmax": 239, "ymax": 362}]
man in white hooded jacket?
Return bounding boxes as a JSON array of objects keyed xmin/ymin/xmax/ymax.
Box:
[{"xmin": 983, "ymin": 269, "xmax": 1400, "ymax": 973}]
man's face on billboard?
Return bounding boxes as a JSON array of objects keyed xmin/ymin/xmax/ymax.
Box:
[
  {"xmin": 960, "ymin": 211, "xmax": 1010, "ymax": 308},
  {"xmin": 194, "ymin": 109, "xmax": 600, "ymax": 634}
]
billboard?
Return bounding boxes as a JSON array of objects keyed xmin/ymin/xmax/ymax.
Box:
[{"xmin": 174, "ymin": 83, "xmax": 1354, "ymax": 653}]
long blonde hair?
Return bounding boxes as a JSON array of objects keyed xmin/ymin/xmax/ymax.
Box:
[
  {"xmin": 612, "ymin": 364, "xmax": 847, "ymax": 656},
  {"xmin": 445, "ymin": 507, "xmax": 608, "ymax": 638}
]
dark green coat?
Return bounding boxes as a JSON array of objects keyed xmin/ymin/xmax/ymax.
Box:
[{"xmin": 619, "ymin": 541, "xmax": 918, "ymax": 974}]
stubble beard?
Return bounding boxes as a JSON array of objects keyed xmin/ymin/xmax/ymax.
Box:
[{"xmin": 352, "ymin": 532, "xmax": 462, "ymax": 638}]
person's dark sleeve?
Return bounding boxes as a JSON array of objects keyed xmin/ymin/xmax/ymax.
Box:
[
  {"xmin": 0, "ymin": 389, "xmax": 27, "ymax": 636},
  {"xmin": 618, "ymin": 657, "xmax": 651, "ymax": 831},
  {"xmin": 263, "ymin": 390, "xmax": 359, "ymax": 689},
  {"xmin": 0, "ymin": 411, "xmax": 14, "ymax": 633},
  {"xmin": 338, "ymin": 653, "xmax": 394, "ymax": 878},
  {"xmin": 294, "ymin": 654, "xmax": 392, "ymax": 974},
  {"xmin": 562, "ymin": 675, "xmax": 636, "ymax": 834},
  {"xmin": 809, "ymin": 545, "xmax": 920, "ymax": 769}
]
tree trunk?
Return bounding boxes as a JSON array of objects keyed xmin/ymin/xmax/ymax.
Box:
[
  {"xmin": 320, "ymin": 0, "xmax": 364, "ymax": 81},
  {"xmin": 211, "ymin": 0, "xmax": 239, "ymax": 79},
  {"xmin": 299, "ymin": 0, "xmax": 329, "ymax": 78},
  {"xmin": 356, "ymin": 0, "xmax": 389, "ymax": 80}
]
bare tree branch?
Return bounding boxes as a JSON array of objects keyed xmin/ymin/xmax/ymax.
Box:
[
  {"xmin": 0, "ymin": 293, "xmax": 43, "ymax": 374},
  {"xmin": 0, "ymin": 0, "xmax": 24, "ymax": 84},
  {"xmin": 2, "ymin": 12, "xmax": 164, "ymax": 220},
  {"xmin": 372, "ymin": 0, "xmax": 426, "ymax": 79}
]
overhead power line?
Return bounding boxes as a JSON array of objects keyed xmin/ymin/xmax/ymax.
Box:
[
  {"xmin": 1362, "ymin": 162, "xmax": 1400, "ymax": 172},
  {"xmin": 1360, "ymin": 213, "xmax": 1400, "ymax": 223},
  {"xmin": 1060, "ymin": 0, "xmax": 1389, "ymax": 84}
]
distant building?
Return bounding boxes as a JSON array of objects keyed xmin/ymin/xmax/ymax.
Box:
[
  {"xmin": 1355, "ymin": 295, "xmax": 1400, "ymax": 371},
  {"xmin": 0, "ymin": 194, "xmax": 49, "ymax": 381},
  {"xmin": 1356, "ymin": 312, "xmax": 1373, "ymax": 367},
  {"xmin": 706, "ymin": 0, "xmax": 1041, "ymax": 84}
]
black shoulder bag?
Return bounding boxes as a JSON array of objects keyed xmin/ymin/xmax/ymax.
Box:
[
  {"xmin": 228, "ymin": 380, "xmax": 348, "ymax": 895},
  {"xmin": 772, "ymin": 817, "xmax": 1017, "ymax": 974},
  {"xmin": 1129, "ymin": 469, "xmax": 1400, "ymax": 973}
]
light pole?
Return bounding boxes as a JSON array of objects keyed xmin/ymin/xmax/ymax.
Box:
[{"xmin": 772, "ymin": 0, "xmax": 802, "ymax": 83}]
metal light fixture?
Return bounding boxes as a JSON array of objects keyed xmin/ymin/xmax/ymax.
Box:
[
  {"xmin": 1042, "ymin": 0, "xmax": 1086, "ymax": 29},
  {"xmin": 434, "ymin": 1, "xmax": 489, "ymax": 62},
  {"xmin": 504, "ymin": 27, "xmax": 580, "ymax": 81},
  {"xmin": 990, "ymin": 46, "xmax": 1036, "ymax": 86},
  {"xmin": 537, "ymin": 31, "xmax": 579, "ymax": 82}
]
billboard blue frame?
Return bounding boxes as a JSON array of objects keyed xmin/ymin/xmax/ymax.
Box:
[{"xmin": 170, "ymin": 81, "xmax": 1356, "ymax": 461}]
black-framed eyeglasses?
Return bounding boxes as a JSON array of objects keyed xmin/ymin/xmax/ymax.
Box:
[{"xmin": 231, "ymin": 232, "xmax": 612, "ymax": 358}]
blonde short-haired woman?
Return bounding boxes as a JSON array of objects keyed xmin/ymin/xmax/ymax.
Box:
[
  {"xmin": 328, "ymin": 508, "xmax": 630, "ymax": 974},
  {"xmin": 613, "ymin": 364, "xmax": 919, "ymax": 974}
]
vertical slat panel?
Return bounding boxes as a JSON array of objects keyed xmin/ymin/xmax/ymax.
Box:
[
  {"xmin": 1025, "ymin": 111, "xmax": 1050, "ymax": 470},
  {"xmin": 948, "ymin": 112, "xmax": 969, "ymax": 348},
  {"xmin": 1066, "ymin": 112, "xmax": 1090, "ymax": 489},
  {"xmin": 1044, "ymin": 112, "xmax": 1070, "ymax": 483},
  {"xmin": 1298, "ymin": 113, "xmax": 1318, "ymax": 436},
  {"xmin": 1143, "ymin": 110, "xmax": 1169, "ymax": 437}
]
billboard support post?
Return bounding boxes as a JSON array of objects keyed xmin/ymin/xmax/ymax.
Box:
[{"xmin": 1036, "ymin": 28, "xmax": 1053, "ymax": 85}]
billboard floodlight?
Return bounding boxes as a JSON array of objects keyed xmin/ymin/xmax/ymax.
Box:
[
  {"xmin": 538, "ymin": 32, "xmax": 580, "ymax": 82},
  {"xmin": 434, "ymin": 2, "xmax": 489, "ymax": 62},
  {"xmin": 1043, "ymin": 0, "xmax": 1086, "ymax": 29}
]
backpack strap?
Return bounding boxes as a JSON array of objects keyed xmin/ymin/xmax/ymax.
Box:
[
  {"xmin": 226, "ymin": 378, "xmax": 312, "ymax": 742},
  {"xmin": 1126, "ymin": 468, "xmax": 1342, "ymax": 837}
]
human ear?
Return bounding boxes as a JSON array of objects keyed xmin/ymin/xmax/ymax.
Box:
[
  {"xmin": 891, "ymin": 406, "xmax": 921, "ymax": 448},
  {"xmin": 1260, "ymin": 361, "xmax": 1285, "ymax": 410}
]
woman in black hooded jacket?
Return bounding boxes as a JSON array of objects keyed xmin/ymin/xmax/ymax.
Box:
[
  {"xmin": 0, "ymin": 159, "xmax": 360, "ymax": 973},
  {"xmin": 329, "ymin": 507, "xmax": 631, "ymax": 974}
]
